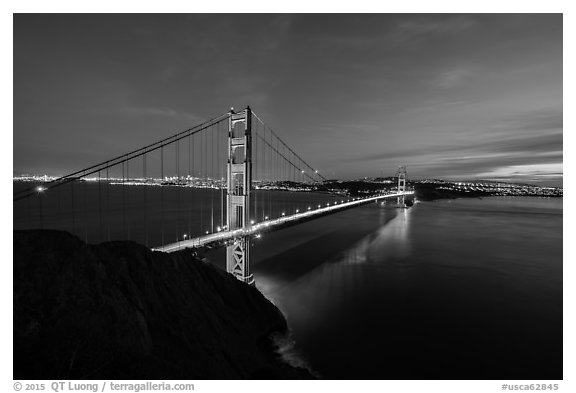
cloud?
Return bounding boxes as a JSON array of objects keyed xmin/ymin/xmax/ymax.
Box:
[
  {"xmin": 433, "ymin": 69, "xmax": 474, "ymax": 89},
  {"xmin": 472, "ymin": 163, "xmax": 563, "ymax": 181},
  {"xmin": 392, "ymin": 15, "xmax": 478, "ymax": 42},
  {"xmin": 355, "ymin": 131, "xmax": 562, "ymax": 164},
  {"xmin": 345, "ymin": 114, "xmax": 563, "ymax": 185},
  {"xmin": 405, "ymin": 152, "xmax": 563, "ymax": 185},
  {"xmin": 489, "ymin": 108, "xmax": 563, "ymax": 134},
  {"xmin": 124, "ymin": 107, "xmax": 205, "ymax": 123}
]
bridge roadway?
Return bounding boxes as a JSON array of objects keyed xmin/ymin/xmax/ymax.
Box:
[{"xmin": 152, "ymin": 191, "xmax": 414, "ymax": 253}]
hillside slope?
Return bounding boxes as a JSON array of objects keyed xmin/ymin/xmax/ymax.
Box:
[{"xmin": 13, "ymin": 230, "xmax": 312, "ymax": 379}]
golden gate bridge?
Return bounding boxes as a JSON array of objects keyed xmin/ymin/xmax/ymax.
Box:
[{"xmin": 13, "ymin": 107, "xmax": 413, "ymax": 285}]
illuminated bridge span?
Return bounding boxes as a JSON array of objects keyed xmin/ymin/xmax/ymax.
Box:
[
  {"xmin": 14, "ymin": 107, "xmax": 414, "ymax": 285},
  {"xmin": 154, "ymin": 190, "xmax": 414, "ymax": 253}
]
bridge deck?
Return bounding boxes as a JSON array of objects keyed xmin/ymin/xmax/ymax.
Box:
[{"xmin": 152, "ymin": 191, "xmax": 414, "ymax": 253}]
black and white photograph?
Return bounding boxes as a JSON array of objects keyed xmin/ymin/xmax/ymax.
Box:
[{"xmin": 8, "ymin": 5, "xmax": 571, "ymax": 390}]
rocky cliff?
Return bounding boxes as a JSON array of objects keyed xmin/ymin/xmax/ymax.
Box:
[{"xmin": 13, "ymin": 230, "xmax": 312, "ymax": 379}]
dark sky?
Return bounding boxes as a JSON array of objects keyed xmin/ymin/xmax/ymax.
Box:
[{"xmin": 13, "ymin": 14, "xmax": 563, "ymax": 185}]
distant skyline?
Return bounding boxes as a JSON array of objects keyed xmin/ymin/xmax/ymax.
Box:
[{"xmin": 13, "ymin": 14, "xmax": 563, "ymax": 186}]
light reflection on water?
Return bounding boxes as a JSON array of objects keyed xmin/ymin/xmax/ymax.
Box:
[
  {"xmin": 256, "ymin": 205, "xmax": 412, "ymax": 305},
  {"xmin": 252, "ymin": 197, "xmax": 562, "ymax": 379}
]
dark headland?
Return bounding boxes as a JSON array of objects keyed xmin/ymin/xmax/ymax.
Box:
[{"xmin": 13, "ymin": 230, "xmax": 314, "ymax": 380}]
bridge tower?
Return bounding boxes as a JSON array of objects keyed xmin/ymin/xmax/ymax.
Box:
[
  {"xmin": 397, "ymin": 165, "xmax": 407, "ymax": 206},
  {"xmin": 226, "ymin": 107, "xmax": 254, "ymax": 285}
]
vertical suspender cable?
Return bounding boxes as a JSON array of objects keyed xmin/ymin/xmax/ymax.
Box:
[
  {"xmin": 126, "ymin": 161, "xmax": 130, "ymax": 240},
  {"xmin": 26, "ymin": 185, "xmax": 31, "ymax": 228},
  {"xmin": 144, "ymin": 151, "xmax": 148, "ymax": 247},
  {"xmin": 106, "ymin": 167, "xmax": 109, "ymax": 241},
  {"xmin": 268, "ymin": 126, "xmax": 272, "ymax": 219},
  {"xmin": 192, "ymin": 132, "xmax": 196, "ymax": 237},
  {"xmin": 199, "ymin": 130, "xmax": 203, "ymax": 234},
  {"xmin": 71, "ymin": 178, "xmax": 76, "ymax": 235},
  {"xmin": 98, "ymin": 169, "xmax": 102, "ymax": 242},
  {"xmin": 38, "ymin": 188, "xmax": 43, "ymax": 230},
  {"xmin": 186, "ymin": 130, "xmax": 194, "ymax": 236},
  {"xmin": 161, "ymin": 146, "xmax": 164, "ymax": 245},
  {"xmin": 122, "ymin": 162, "xmax": 126, "ymax": 239},
  {"xmin": 254, "ymin": 123, "xmax": 257, "ymax": 223},
  {"xmin": 83, "ymin": 171, "xmax": 87, "ymax": 243},
  {"xmin": 219, "ymin": 122, "xmax": 224, "ymax": 229},
  {"xmin": 176, "ymin": 139, "xmax": 180, "ymax": 241},
  {"xmin": 211, "ymin": 123, "xmax": 214, "ymax": 233}
]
